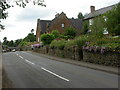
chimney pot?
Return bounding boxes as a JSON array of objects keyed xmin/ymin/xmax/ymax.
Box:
[{"xmin": 90, "ymin": 6, "xmax": 95, "ymax": 13}]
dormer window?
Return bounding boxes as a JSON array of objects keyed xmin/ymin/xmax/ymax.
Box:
[
  {"xmin": 61, "ymin": 24, "xmax": 64, "ymax": 28},
  {"xmin": 89, "ymin": 19, "xmax": 93, "ymax": 25}
]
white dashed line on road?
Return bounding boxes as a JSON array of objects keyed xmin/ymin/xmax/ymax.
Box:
[
  {"xmin": 25, "ymin": 59, "xmax": 35, "ymax": 65},
  {"xmin": 41, "ymin": 67, "xmax": 70, "ymax": 82},
  {"xmin": 19, "ymin": 56, "xmax": 23, "ymax": 59}
]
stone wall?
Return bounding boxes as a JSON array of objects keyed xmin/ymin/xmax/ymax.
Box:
[
  {"xmin": 24, "ymin": 46, "xmax": 120, "ymax": 67},
  {"xmin": 83, "ymin": 51, "xmax": 120, "ymax": 67}
]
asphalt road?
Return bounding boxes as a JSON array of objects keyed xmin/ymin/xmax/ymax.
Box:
[{"xmin": 2, "ymin": 51, "xmax": 119, "ymax": 88}]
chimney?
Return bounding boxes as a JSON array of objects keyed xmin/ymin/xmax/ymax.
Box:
[
  {"xmin": 55, "ymin": 13, "xmax": 59, "ymax": 18},
  {"xmin": 90, "ymin": 6, "xmax": 95, "ymax": 13}
]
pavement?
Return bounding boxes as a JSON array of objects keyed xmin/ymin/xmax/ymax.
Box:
[
  {"xmin": 2, "ymin": 51, "xmax": 119, "ymax": 88},
  {"xmin": 28, "ymin": 51, "xmax": 119, "ymax": 75},
  {"xmin": 0, "ymin": 45, "xmax": 2, "ymax": 89}
]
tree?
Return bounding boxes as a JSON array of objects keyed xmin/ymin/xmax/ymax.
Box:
[
  {"xmin": 14, "ymin": 39, "xmax": 22, "ymax": 47},
  {"xmin": 51, "ymin": 30, "xmax": 60, "ymax": 38},
  {"xmin": 105, "ymin": 3, "xmax": 120, "ymax": 35},
  {"xmin": 0, "ymin": 0, "xmax": 46, "ymax": 30},
  {"xmin": 41, "ymin": 33, "xmax": 55, "ymax": 45},
  {"xmin": 24, "ymin": 33, "xmax": 36, "ymax": 42},
  {"xmin": 2, "ymin": 37, "xmax": 8, "ymax": 45},
  {"xmin": 77, "ymin": 12, "xmax": 84, "ymax": 19},
  {"xmin": 64, "ymin": 27, "xmax": 76, "ymax": 39},
  {"xmin": 31, "ymin": 29, "xmax": 34, "ymax": 34},
  {"xmin": 91, "ymin": 16, "xmax": 105, "ymax": 38},
  {"xmin": 7, "ymin": 40, "xmax": 14, "ymax": 47},
  {"xmin": 82, "ymin": 21, "xmax": 89, "ymax": 34}
]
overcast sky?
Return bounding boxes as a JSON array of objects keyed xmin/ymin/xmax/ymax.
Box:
[{"xmin": 0, "ymin": 0, "xmax": 119, "ymax": 42}]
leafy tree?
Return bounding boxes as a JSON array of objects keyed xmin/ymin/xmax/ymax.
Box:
[
  {"xmin": 14, "ymin": 39, "xmax": 22, "ymax": 47},
  {"xmin": 51, "ymin": 30, "xmax": 60, "ymax": 38},
  {"xmin": 2, "ymin": 37, "xmax": 8, "ymax": 45},
  {"xmin": 105, "ymin": 3, "xmax": 120, "ymax": 35},
  {"xmin": 64, "ymin": 27, "xmax": 76, "ymax": 39},
  {"xmin": 31, "ymin": 29, "xmax": 34, "ymax": 34},
  {"xmin": 91, "ymin": 16, "xmax": 105, "ymax": 38},
  {"xmin": 7, "ymin": 40, "xmax": 14, "ymax": 47},
  {"xmin": 19, "ymin": 40, "xmax": 28, "ymax": 47},
  {"xmin": 41, "ymin": 33, "xmax": 55, "ymax": 45},
  {"xmin": 78, "ymin": 12, "xmax": 84, "ymax": 19},
  {"xmin": 82, "ymin": 21, "xmax": 89, "ymax": 34},
  {"xmin": 24, "ymin": 33, "xmax": 36, "ymax": 42}
]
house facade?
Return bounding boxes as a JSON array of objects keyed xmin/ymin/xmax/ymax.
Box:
[
  {"xmin": 36, "ymin": 12, "xmax": 82, "ymax": 43},
  {"xmin": 83, "ymin": 5, "xmax": 115, "ymax": 34}
]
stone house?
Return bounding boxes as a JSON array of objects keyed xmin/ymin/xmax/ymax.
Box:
[
  {"xmin": 83, "ymin": 5, "xmax": 115, "ymax": 34},
  {"xmin": 36, "ymin": 12, "xmax": 82, "ymax": 42}
]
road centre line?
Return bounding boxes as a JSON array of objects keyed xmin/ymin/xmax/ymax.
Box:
[
  {"xmin": 25, "ymin": 59, "xmax": 35, "ymax": 65},
  {"xmin": 41, "ymin": 67, "xmax": 70, "ymax": 82},
  {"xmin": 19, "ymin": 56, "xmax": 23, "ymax": 59}
]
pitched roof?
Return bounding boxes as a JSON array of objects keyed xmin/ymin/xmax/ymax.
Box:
[
  {"xmin": 69, "ymin": 19, "xmax": 82, "ymax": 30},
  {"xmin": 39, "ymin": 20, "xmax": 51, "ymax": 33},
  {"xmin": 38, "ymin": 12, "xmax": 82, "ymax": 33},
  {"xmin": 84, "ymin": 5, "xmax": 115, "ymax": 20},
  {"xmin": 49, "ymin": 12, "xmax": 67, "ymax": 26}
]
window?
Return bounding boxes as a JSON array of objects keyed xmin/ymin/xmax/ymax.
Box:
[
  {"xmin": 103, "ymin": 28, "xmax": 108, "ymax": 35},
  {"xmin": 103, "ymin": 16, "xmax": 107, "ymax": 21},
  {"xmin": 61, "ymin": 24, "xmax": 64, "ymax": 28},
  {"xmin": 89, "ymin": 19, "xmax": 93, "ymax": 25}
]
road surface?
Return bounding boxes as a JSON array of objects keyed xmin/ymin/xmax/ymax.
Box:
[{"xmin": 2, "ymin": 51, "xmax": 119, "ymax": 88}]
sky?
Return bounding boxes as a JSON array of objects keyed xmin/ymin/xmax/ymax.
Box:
[{"xmin": 0, "ymin": 0, "xmax": 119, "ymax": 42}]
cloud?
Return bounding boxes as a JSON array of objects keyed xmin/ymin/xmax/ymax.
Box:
[{"xmin": 15, "ymin": 6, "xmax": 54, "ymax": 22}]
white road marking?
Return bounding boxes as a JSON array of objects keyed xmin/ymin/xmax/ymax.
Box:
[
  {"xmin": 41, "ymin": 67, "xmax": 69, "ymax": 82},
  {"xmin": 19, "ymin": 56, "xmax": 23, "ymax": 59},
  {"xmin": 25, "ymin": 59, "xmax": 35, "ymax": 65}
]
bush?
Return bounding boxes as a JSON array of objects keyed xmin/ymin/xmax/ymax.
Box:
[
  {"xmin": 19, "ymin": 40, "xmax": 28, "ymax": 47},
  {"xmin": 64, "ymin": 27, "xmax": 76, "ymax": 39},
  {"xmin": 50, "ymin": 39, "xmax": 66, "ymax": 50},
  {"xmin": 101, "ymin": 43, "xmax": 120, "ymax": 50},
  {"xmin": 41, "ymin": 33, "xmax": 55, "ymax": 45},
  {"xmin": 75, "ymin": 35, "xmax": 88, "ymax": 47},
  {"xmin": 51, "ymin": 30, "xmax": 60, "ymax": 38},
  {"xmin": 65, "ymin": 40, "xmax": 77, "ymax": 48},
  {"xmin": 114, "ymin": 24, "xmax": 120, "ymax": 35},
  {"xmin": 59, "ymin": 35, "xmax": 69, "ymax": 40}
]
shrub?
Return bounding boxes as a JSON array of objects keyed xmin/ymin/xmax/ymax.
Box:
[
  {"xmin": 50, "ymin": 39, "xmax": 66, "ymax": 50},
  {"xmin": 75, "ymin": 35, "xmax": 88, "ymax": 47},
  {"xmin": 64, "ymin": 27, "xmax": 76, "ymax": 39},
  {"xmin": 19, "ymin": 40, "xmax": 28, "ymax": 47},
  {"xmin": 59, "ymin": 35, "xmax": 69, "ymax": 40},
  {"xmin": 51, "ymin": 30, "xmax": 60, "ymax": 38},
  {"xmin": 50, "ymin": 40, "xmax": 57, "ymax": 49},
  {"xmin": 101, "ymin": 43, "xmax": 120, "ymax": 50},
  {"xmin": 114, "ymin": 24, "xmax": 120, "ymax": 35},
  {"xmin": 65, "ymin": 40, "xmax": 77, "ymax": 48},
  {"xmin": 82, "ymin": 20, "xmax": 89, "ymax": 34},
  {"xmin": 40, "ymin": 33, "xmax": 55, "ymax": 45}
]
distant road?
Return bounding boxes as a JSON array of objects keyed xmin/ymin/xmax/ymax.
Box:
[{"xmin": 2, "ymin": 51, "xmax": 119, "ymax": 88}]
